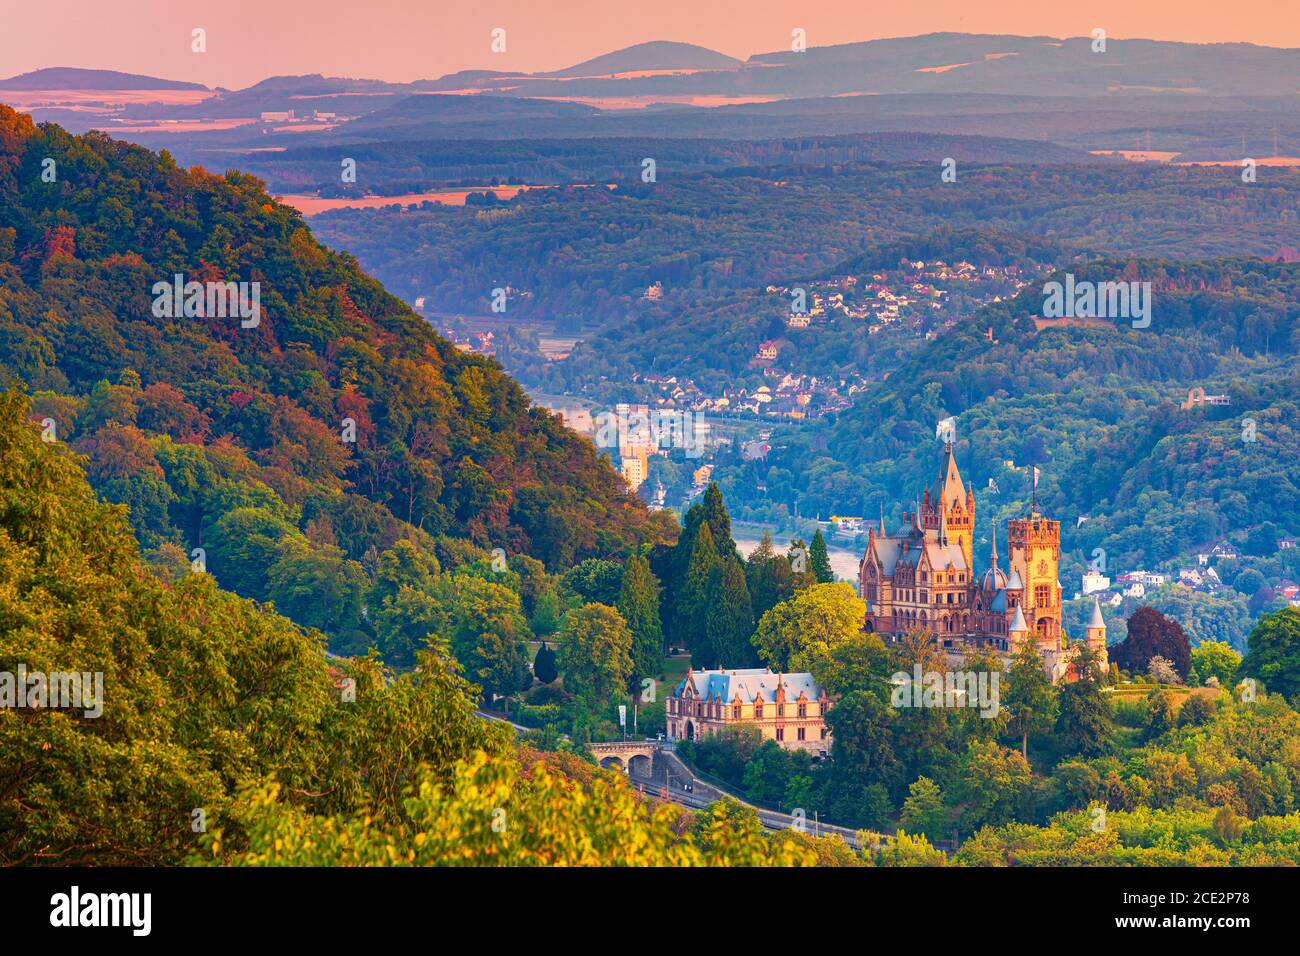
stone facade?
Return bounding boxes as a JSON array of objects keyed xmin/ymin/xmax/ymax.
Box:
[
  {"xmin": 858, "ymin": 443, "xmax": 1108, "ymax": 682},
  {"xmin": 667, "ymin": 668, "xmax": 831, "ymax": 755}
]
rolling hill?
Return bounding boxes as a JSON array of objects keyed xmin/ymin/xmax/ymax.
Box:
[{"xmin": 0, "ymin": 103, "xmax": 675, "ymax": 655}]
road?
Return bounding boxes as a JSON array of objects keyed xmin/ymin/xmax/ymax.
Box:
[
  {"xmin": 628, "ymin": 770, "xmax": 873, "ymax": 850},
  {"xmin": 475, "ymin": 709, "xmax": 924, "ymax": 853}
]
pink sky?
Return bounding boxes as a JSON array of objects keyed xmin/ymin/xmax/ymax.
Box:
[{"xmin": 3, "ymin": 0, "xmax": 1297, "ymax": 89}]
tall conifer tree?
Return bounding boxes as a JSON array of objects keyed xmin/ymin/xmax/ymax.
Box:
[{"xmin": 618, "ymin": 551, "xmax": 664, "ymax": 685}]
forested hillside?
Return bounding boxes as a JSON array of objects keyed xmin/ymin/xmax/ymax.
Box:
[
  {"xmin": 311, "ymin": 159, "xmax": 1300, "ymax": 330},
  {"xmin": 0, "ymin": 104, "xmax": 674, "ymax": 656},
  {"xmin": 0, "ymin": 389, "xmax": 818, "ymax": 866}
]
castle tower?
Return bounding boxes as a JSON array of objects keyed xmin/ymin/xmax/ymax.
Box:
[
  {"xmin": 1086, "ymin": 596, "xmax": 1109, "ymax": 671},
  {"xmin": 1008, "ymin": 604, "xmax": 1030, "ymax": 652},
  {"xmin": 1007, "ymin": 511, "xmax": 1063, "ymax": 651},
  {"xmin": 922, "ymin": 442, "xmax": 974, "ymax": 570}
]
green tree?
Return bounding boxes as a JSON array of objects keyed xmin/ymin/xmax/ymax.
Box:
[
  {"xmin": 369, "ymin": 539, "xmax": 441, "ymax": 611},
  {"xmin": 533, "ymin": 641, "xmax": 558, "ymax": 684},
  {"xmin": 561, "ymin": 558, "xmax": 624, "ymax": 605},
  {"xmin": 811, "ymin": 631, "xmax": 893, "ymax": 698},
  {"xmin": 825, "ymin": 690, "xmax": 900, "ymax": 791},
  {"xmin": 678, "ymin": 522, "xmax": 722, "ymax": 665},
  {"xmin": 705, "ymin": 554, "xmax": 755, "ymax": 668},
  {"xmin": 1144, "ymin": 686, "xmax": 1176, "ymax": 740},
  {"xmin": 206, "ymin": 506, "xmax": 303, "ymax": 603},
  {"xmin": 752, "ymin": 582, "xmax": 866, "ymax": 673},
  {"xmin": 617, "ymin": 551, "xmax": 664, "ymax": 684},
  {"xmin": 530, "ymin": 588, "xmax": 563, "ymax": 636},
  {"xmin": 556, "ymin": 603, "xmax": 634, "ymax": 717},
  {"xmin": 267, "ymin": 541, "xmax": 371, "ymax": 651},
  {"xmin": 1240, "ymin": 607, "xmax": 1300, "ymax": 699},
  {"xmin": 699, "ymin": 483, "xmax": 736, "ymax": 559},
  {"xmin": 430, "ymin": 575, "xmax": 532, "ymax": 702},
  {"xmin": 809, "ymin": 529, "xmax": 834, "ymax": 583},
  {"xmin": 900, "ymin": 776, "xmax": 948, "ymax": 842},
  {"xmin": 956, "ymin": 739, "xmax": 1032, "ymax": 832},
  {"xmin": 1003, "ymin": 645, "xmax": 1057, "ymax": 760},
  {"xmin": 1055, "ymin": 644, "xmax": 1113, "ymax": 757},
  {"xmin": 745, "ymin": 530, "xmax": 795, "ymax": 621},
  {"xmin": 1191, "ymin": 640, "xmax": 1241, "ymax": 687}
]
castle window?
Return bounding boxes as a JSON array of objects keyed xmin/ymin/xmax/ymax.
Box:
[
  {"xmin": 733, "ymin": 705, "xmax": 741, "ymax": 719},
  {"xmin": 798, "ymin": 703, "xmax": 807, "ymax": 717},
  {"xmin": 797, "ymin": 727, "xmax": 806, "ymax": 741},
  {"xmin": 755, "ymin": 704, "xmax": 764, "ymax": 719},
  {"xmin": 778, "ymin": 704, "xmax": 785, "ymax": 717},
  {"xmin": 776, "ymin": 728, "xmax": 785, "ymax": 742}
]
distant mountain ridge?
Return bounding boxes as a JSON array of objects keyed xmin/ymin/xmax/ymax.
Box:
[
  {"xmin": 0, "ymin": 67, "xmax": 208, "ymax": 91},
  {"xmin": 545, "ymin": 40, "xmax": 742, "ymax": 76}
]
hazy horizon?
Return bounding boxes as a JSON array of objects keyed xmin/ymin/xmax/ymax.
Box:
[{"xmin": 3, "ymin": 0, "xmax": 1298, "ymax": 89}]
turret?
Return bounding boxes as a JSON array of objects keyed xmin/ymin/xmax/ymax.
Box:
[
  {"xmin": 1008, "ymin": 604, "xmax": 1030, "ymax": 651},
  {"xmin": 1086, "ymin": 596, "xmax": 1109, "ymax": 670}
]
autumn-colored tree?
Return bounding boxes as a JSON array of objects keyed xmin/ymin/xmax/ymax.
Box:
[{"xmin": 1113, "ymin": 606, "xmax": 1192, "ymax": 678}]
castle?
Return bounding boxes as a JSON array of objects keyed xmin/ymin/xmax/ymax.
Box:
[{"xmin": 858, "ymin": 443, "xmax": 1107, "ymax": 682}]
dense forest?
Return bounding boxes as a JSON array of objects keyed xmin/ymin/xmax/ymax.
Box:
[
  {"xmin": 311, "ymin": 159, "xmax": 1300, "ymax": 326},
  {"xmin": 0, "ymin": 105, "xmax": 675, "ymax": 659},
  {"xmin": 0, "ymin": 388, "xmax": 822, "ymax": 866},
  {"xmin": 206, "ymin": 130, "xmax": 1098, "ymax": 196}
]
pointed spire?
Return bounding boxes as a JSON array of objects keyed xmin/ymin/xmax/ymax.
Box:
[
  {"xmin": 1009, "ymin": 605, "xmax": 1028, "ymax": 634},
  {"xmin": 1088, "ymin": 596, "xmax": 1106, "ymax": 631},
  {"xmin": 990, "ymin": 515, "xmax": 999, "ymax": 569},
  {"xmin": 933, "ymin": 441, "xmax": 967, "ymax": 509},
  {"xmin": 879, "ymin": 502, "xmax": 886, "ymax": 535}
]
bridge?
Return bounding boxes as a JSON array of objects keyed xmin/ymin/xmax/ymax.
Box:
[{"xmin": 588, "ymin": 740, "xmax": 663, "ymax": 777}]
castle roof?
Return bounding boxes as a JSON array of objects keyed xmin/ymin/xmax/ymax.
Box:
[
  {"xmin": 924, "ymin": 540, "xmax": 968, "ymax": 571},
  {"xmin": 989, "ymin": 589, "xmax": 1008, "ymax": 612},
  {"xmin": 1009, "ymin": 605, "xmax": 1028, "ymax": 633},
  {"xmin": 1005, "ymin": 569, "xmax": 1024, "ymax": 590},
  {"xmin": 932, "ymin": 442, "xmax": 968, "ymax": 509},
  {"xmin": 980, "ymin": 566, "xmax": 1008, "ymax": 591},
  {"xmin": 867, "ymin": 533, "xmax": 968, "ymax": 574},
  {"xmin": 675, "ymin": 668, "xmax": 822, "ymax": 704},
  {"xmin": 1088, "ymin": 596, "xmax": 1106, "ymax": 630}
]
